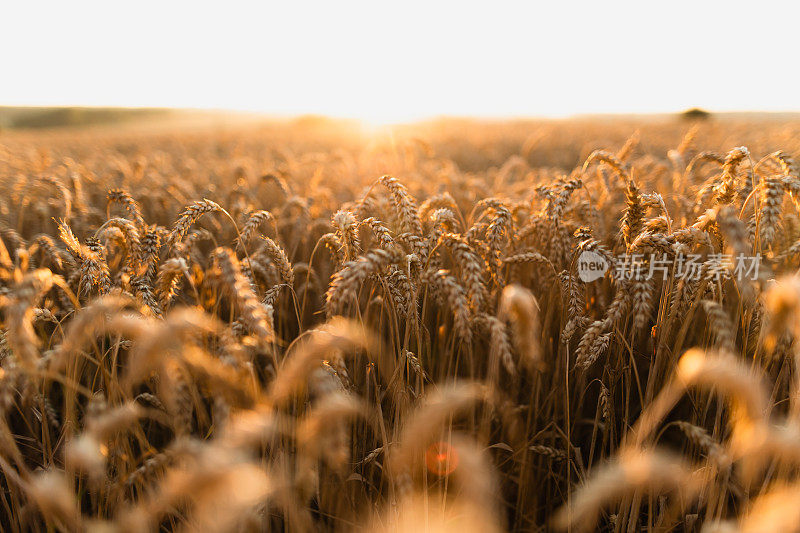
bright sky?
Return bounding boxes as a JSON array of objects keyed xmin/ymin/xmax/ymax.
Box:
[{"xmin": 3, "ymin": 1, "xmax": 799, "ymax": 123}]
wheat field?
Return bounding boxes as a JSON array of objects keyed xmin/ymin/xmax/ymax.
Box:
[{"xmin": 3, "ymin": 116, "xmax": 800, "ymax": 531}]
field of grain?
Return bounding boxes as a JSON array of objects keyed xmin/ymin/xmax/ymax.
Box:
[{"xmin": 3, "ymin": 116, "xmax": 800, "ymax": 532}]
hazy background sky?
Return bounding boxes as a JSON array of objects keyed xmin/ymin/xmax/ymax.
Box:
[{"xmin": 3, "ymin": 0, "xmax": 798, "ymax": 123}]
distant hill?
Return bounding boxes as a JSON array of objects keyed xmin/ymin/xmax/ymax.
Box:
[
  {"xmin": 571, "ymin": 110, "xmax": 800, "ymax": 122},
  {"xmin": 0, "ymin": 107, "xmax": 172, "ymax": 130},
  {"xmin": 680, "ymin": 108, "xmax": 712, "ymax": 121}
]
